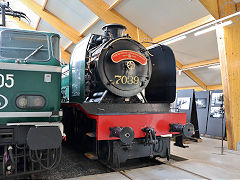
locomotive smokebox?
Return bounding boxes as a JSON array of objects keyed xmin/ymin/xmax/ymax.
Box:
[{"xmin": 102, "ymin": 23, "xmax": 127, "ymax": 39}]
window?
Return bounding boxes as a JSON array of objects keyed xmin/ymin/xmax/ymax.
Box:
[
  {"xmin": 51, "ymin": 35, "xmax": 60, "ymax": 61},
  {"xmin": 0, "ymin": 30, "xmax": 49, "ymax": 61}
]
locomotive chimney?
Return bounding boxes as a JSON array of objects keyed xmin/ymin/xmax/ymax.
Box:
[{"xmin": 102, "ymin": 23, "xmax": 127, "ymax": 39}]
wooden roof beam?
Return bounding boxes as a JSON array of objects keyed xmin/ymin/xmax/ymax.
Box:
[
  {"xmin": 61, "ymin": 48, "xmax": 71, "ymax": 63},
  {"xmin": 10, "ymin": 17, "xmax": 71, "ymax": 62},
  {"xmin": 199, "ymin": 0, "xmax": 220, "ymax": 19},
  {"xmin": 182, "ymin": 58, "xmax": 220, "ymax": 70},
  {"xmin": 176, "ymin": 60, "xmax": 207, "ymax": 89},
  {"xmin": 176, "ymin": 86, "xmax": 206, "ymax": 91},
  {"xmin": 79, "ymin": 0, "xmax": 152, "ymax": 43},
  {"xmin": 34, "ymin": 17, "xmax": 41, "ymax": 30},
  {"xmin": 34, "ymin": 0, "xmax": 48, "ymax": 30},
  {"xmin": 63, "ymin": 17, "xmax": 100, "ymax": 51},
  {"xmin": 153, "ymin": 15, "xmax": 215, "ymax": 43},
  {"xmin": 42, "ymin": 0, "xmax": 48, "ymax": 10},
  {"xmin": 183, "ymin": 70, "xmax": 207, "ymax": 89},
  {"xmin": 108, "ymin": 0, "xmax": 122, "ymax": 10},
  {"xmin": 64, "ymin": 42, "xmax": 74, "ymax": 51},
  {"xmin": 207, "ymin": 84, "xmax": 222, "ymax": 90},
  {"xmin": 176, "ymin": 84, "xmax": 222, "ymax": 91},
  {"xmin": 20, "ymin": 0, "xmax": 83, "ymax": 44}
]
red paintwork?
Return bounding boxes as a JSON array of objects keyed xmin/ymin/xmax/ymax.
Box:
[
  {"xmin": 111, "ymin": 50, "xmax": 147, "ymax": 65},
  {"xmin": 63, "ymin": 103, "xmax": 187, "ymax": 141}
]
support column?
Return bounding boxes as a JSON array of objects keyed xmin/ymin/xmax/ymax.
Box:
[{"xmin": 216, "ymin": 0, "xmax": 240, "ymax": 150}]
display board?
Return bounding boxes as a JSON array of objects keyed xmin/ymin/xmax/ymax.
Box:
[
  {"xmin": 195, "ymin": 91, "xmax": 210, "ymax": 135},
  {"xmin": 206, "ymin": 90, "xmax": 226, "ymax": 137},
  {"xmin": 176, "ymin": 89, "xmax": 200, "ymax": 138}
]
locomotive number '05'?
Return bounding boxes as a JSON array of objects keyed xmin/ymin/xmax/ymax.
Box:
[
  {"xmin": 114, "ymin": 75, "xmax": 139, "ymax": 85},
  {"xmin": 0, "ymin": 74, "xmax": 14, "ymax": 88}
]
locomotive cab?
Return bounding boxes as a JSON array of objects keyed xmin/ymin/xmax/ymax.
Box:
[{"xmin": 0, "ymin": 28, "xmax": 63, "ymax": 176}]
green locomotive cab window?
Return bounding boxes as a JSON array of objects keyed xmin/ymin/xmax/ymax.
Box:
[
  {"xmin": 51, "ymin": 35, "xmax": 60, "ymax": 61},
  {"xmin": 0, "ymin": 30, "xmax": 50, "ymax": 61}
]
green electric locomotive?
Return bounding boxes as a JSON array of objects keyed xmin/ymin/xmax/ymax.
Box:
[{"xmin": 0, "ymin": 27, "xmax": 63, "ymax": 177}]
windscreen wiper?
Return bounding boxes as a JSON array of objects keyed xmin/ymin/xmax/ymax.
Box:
[{"xmin": 24, "ymin": 45, "xmax": 44, "ymax": 63}]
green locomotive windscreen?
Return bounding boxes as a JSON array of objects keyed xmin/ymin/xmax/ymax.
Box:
[
  {"xmin": 0, "ymin": 28, "xmax": 62, "ymax": 124},
  {"xmin": 0, "ymin": 30, "xmax": 49, "ymax": 61}
]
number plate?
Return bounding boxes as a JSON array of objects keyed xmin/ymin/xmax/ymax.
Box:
[
  {"xmin": 114, "ymin": 75, "xmax": 139, "ymax": 85},
  {"xmin": 0, "ymin": 74, "xmax": 14, "ymax": 88}
]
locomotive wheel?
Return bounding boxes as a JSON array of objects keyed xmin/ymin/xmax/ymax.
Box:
[
  {"xmin": 97, "ymin": 140, "xmax": 121, "ymax": 168},
  {"xmin": 97, "ymin": 140, "xmax": 112, "ymax": 161}
]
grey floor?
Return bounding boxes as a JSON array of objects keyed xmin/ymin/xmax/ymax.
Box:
[{"xmin": 68, "ymin": 137, "xmax": 240, "ymax": 180}]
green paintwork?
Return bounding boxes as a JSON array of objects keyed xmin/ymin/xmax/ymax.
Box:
[
  {"xmin": 0, "ymin": 28, "xmax": 61, "ymax": 124},
  {"xmin": 69, "ymin": 35, "xmax": 92, "ymax": 103},
  {"xmin": 61, "ymin": 65, "xmax": 69, "ymax": 102}
]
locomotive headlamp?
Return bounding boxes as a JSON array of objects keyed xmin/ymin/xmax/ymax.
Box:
[
  {"xmin": 16, "ymin": 95, "xmax": 46, "ymax": 109},
  {"xmin": 16, "ymin": 96, "xmax": 28, "ymax": 109}
]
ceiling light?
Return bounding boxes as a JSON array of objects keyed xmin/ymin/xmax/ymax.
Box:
[
  {"xmin": 161, "ymin": 35, "xmax": 187, "ymax": 45},
  {"xmin": 194, "ymin": 20, "xmax": 232, "ymax": 36},
  {"xmin": 208, "ymin": 65, "xmax": 221, "ymax": 69},
  {"xmin": 178, "ymin": 70, "xmax": 182, "ymax": 75}
]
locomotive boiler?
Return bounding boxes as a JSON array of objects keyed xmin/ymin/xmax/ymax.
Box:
[{"xmin": 62, "ymin": 24, "xmax": 194, "ymax": 167}]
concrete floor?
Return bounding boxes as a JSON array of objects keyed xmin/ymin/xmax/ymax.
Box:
[
  {"xmin": 68, "ymin": 137, "xmax": 240, "ymax": 180},
  {"xmin": 171, "ymin": 137, "xmax": 240, "ymax": 179}
]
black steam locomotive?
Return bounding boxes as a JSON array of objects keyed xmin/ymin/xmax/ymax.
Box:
[{"xmin": 61, "ymin": 24, "xmax": 193, "ymax": 167}]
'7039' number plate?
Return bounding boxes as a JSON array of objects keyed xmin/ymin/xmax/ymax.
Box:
[{"xmin": 114, "ymin": 75, "xmax": 139, "ymax": 85}]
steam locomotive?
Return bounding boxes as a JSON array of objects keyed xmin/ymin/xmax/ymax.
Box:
[{"xmin": 61, "ymin": 24, "xmax": 194, "ymax": 167}]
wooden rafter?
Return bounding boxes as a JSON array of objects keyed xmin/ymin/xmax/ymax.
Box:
[
  {"xmin": 183, "ymin": 70, "xmax": 207, "ymax": 89},
  {"xmin": 34, "ymin": 0, "xmax": 48, "ymax": 30},
  {"xmin": 176, "ymin": 60, "xmax": 207, "ymax": 89},
  {"xmin": 42, "ymin": 0, "xmax": 48, "ymax": 10},
  {"xmin": 199, "ymin": 0, "xmax": 219, "ymax": 19},
  {"xmin": 207, "ymin": 84, "xmax": 223, "ymax": 90},
  {"xmin": 63, "ymin": 0, "xmax": 122, "ymax": 51},
  {"xmin": 182, "ymin": 58, "xmax": 220, "ymax": 70},
  {"xmin": 63, "ymin": 17, "xmax": 100, "ymax": 51},
  {"xmin": 79, "ymin": 0, "xmax": 152, "ymax": 43},
  {"xmin": 64, "ymin": 42, "xmax": 74, "ymax": 51},
  {"xmin": 176, "ymin": 84, "xmax": 222, "ymax": 91},
  {"xmin": 20, "ymin": 0, "xmax": 83, "ymax": 44},
  {"xmin": 108, "ymin": 0, "xmax": 122, "ymax": 10},
  {"xmin": 177, "ymin": 86, "xmax": 205, "ymax": 91},
  {"xmin": 61, "ymin": 48, "xmax": 71, "ymax": 63},
  {"xmin": 10, "ymin": 17, "xmax": 71, "ymax": 62},
  {"xmin": 34, "ymin": 17, "xmax": 41, "ymax": 30},
  {"xmin": 152, "ymin": 15, "xmax": 215, "ymax": 43},
  {"xmin": 80, "ymin": 17, "xmax": 100, "ymax": 35}
]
